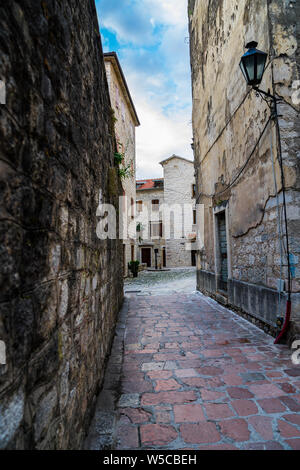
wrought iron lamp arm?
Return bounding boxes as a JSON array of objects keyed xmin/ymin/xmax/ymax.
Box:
[{"xmin": 252, "ymin": 86, "xmax": 277, "ymax": 101}]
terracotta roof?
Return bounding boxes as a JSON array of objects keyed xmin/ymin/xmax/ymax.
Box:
[{"xmin": 136, "ymin": 178, "xmax": 164, "ymax": 190}]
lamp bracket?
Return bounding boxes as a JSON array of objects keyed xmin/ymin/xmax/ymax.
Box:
[{"xmin": 253, "ymin": 86, "xmax": 277, "ymax": 101}]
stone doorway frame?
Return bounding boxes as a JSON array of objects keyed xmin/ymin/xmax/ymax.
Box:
[{"xmin": 213, "ymin": 202, "xmax": 232, "ymax": 294}]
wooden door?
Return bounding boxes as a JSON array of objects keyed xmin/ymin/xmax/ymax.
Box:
[
  {"xmin": 217, "ymin": 212, "xmax": 228, "ymax": 291},
  {"xmin": 141, "ymin": 248, "xmax": 151, "ymax": 267}
]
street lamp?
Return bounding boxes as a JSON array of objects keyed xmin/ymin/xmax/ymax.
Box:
[
  {"xmin": 239, "ymin": 41, "xmax": 267, "ymax": 87},
  {"xmin": 239, "ymin": 41, "xmax": 275, "ymax": 103},
  {"xmin": 239, "ymin": 40, "xmax": 292, "ymax": 345}
]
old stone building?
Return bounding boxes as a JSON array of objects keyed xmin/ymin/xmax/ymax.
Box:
[
  {"xmin": 136, "ymin": 177, "xmax": 165, "ymax": 268},
  {"xmin": 188, "ymin": 0, "xmax": 300, "ymax": 341},
  {"xmin": 0, "ymin": 1, "xmax": 123, "ymax": 449},
  {"xmin": 104, "ymin": 53, "xmax": 140, "ymax": 277},
  {"xmin": 136, "ymin": 155, "xmax": 197, "ymax": 268}
]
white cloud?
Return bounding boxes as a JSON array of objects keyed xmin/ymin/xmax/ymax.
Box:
[
  {"xmin": 136, "ymin": 110, "xmax": 193, "ymax": 179},
  {"xmin": 96, "ymin": 0, "xmax": 193, "ymax": 179},
  {"xmin": 144, "ymin": 0, "xmax": 189, "ymax": 28},
  {"xmin": 133, "ymin": 85, "xmax": 193, "ymax": 179},
  {"xmin": 98, "ymin": 0, "xmax": 158, "ymax": 45}
]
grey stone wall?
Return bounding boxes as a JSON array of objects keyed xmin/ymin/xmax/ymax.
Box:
[
  {"xmin": 189, "ymin": 0, "xmax": 300, "ymax": 338},
  {"xmin": 0, "ymin": 0, "xmax": 123, "ymax": 449},
  {"xmin": 162, "ymin": 157, "xmax": 195, "ymax": 268}
]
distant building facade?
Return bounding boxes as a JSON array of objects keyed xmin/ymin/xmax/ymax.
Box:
[
  {"xmin": 104, "ymin": 52, "xmax": 140, "ymax": 276},
  {"xmin": 136, "ymin": 156, "xmax": 196, "ymax": 268},
  {"xmin": 188, "ymin": 0, "xmax": 300, "ymax": 341}
]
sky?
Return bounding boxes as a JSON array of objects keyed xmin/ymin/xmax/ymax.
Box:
[{"xmin": 95, "ymin": 0, "xmax": 193, "ymax": 179}]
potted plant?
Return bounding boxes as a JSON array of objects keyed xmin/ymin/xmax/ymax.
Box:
[{"xmin": 128, "ymin": 260, "xmax": 139, "ymax": 278}]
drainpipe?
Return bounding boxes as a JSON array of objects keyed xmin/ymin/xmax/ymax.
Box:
[{"xmin": 271, "ymin": 97, "xmax": 292, "ymax": 344}]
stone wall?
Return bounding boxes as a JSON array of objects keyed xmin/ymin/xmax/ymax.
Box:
[
  {"xmin": 162, "ymin": 156, "xmax": 196, "ymax": 267},
  {"xmin": 189, "ymin": 0, "xmax": 300, "ymax": 335},
  {"xmin": 104, "ymin": 55, "xmax": 139, "ymax": 276},
  {"xmin": 0, "ymin": 0, "xmax": 123, "ymax": 449}
]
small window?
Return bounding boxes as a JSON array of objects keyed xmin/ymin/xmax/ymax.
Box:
[
  {"xmin": 137, "ymin": 200, "xmax": 143, "ymax": 213},
  {"xmin": 121, "ymin": 100, "xmax": 125, "ymax": 122},
  {"xmin": 193, "ymin": 209, "xmax": 197, "ymax": 225},
  {"xmin": 150, "ymin": 221, "xmax": 163, "ymax": 238},
  {"xmin": 130, "ymin": 123, "xmax": 134, "ymax": 141},
  {"xmin": 152, "ymin": 199, "xmax": 159, "ymax": 211},
  {"xmin": 154, "ymin": 180, "xmax": 163, "ymax": 188},
  {"xmin": 131, "ymin": 198, "xmax": 134, "ymax": 219},
  {"xmin": 192, "ymin": 184, "xmax": 196, "ymax": 198},
  {"xmin": 115, "ymin": 85, "xmax": 120, "ymax": 108}
]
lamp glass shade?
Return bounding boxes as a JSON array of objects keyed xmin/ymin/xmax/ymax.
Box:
[
  {"xmin": 240, "ymin": 45, "xmax": 268, "ymax": 86},
  {"xmin": 256, "ymin": 52, "xmax": 267, "ymax": 82}
]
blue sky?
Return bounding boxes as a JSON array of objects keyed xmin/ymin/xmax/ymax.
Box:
[{"xmin": 96, "ymin": 0, "xmax": 193, "ymax": 179}]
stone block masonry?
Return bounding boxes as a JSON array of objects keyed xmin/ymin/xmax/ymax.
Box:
[
  {"xmin": 0, "ymin": 1, "xmax": 123, "ymax": 449},
  {"xmin": 188, "ymin": 0, "xmax": 300, "ymax": 338}
]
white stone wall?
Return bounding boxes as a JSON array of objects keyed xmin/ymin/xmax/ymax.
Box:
[
  {"xmin": 136, "ymin": 157, "xmax": 196, "ymax": 268},
  {"xmin": 162, "ymin": 157, "xmax": 196, "ymax": 267},
  {"xmin": 188, "ymin": 0, "xmax": 300, "ymax": 329}
]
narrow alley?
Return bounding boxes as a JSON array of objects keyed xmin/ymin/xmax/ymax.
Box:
[
  {"xmin": 85, "ymin": 270, "xmax": 300, "ymax": 450},
  {"xmin": 1, "ymin": 0, "xmax": 300, "ymax": 455}
]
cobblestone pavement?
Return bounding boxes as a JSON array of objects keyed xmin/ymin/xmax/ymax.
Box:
[
  {"xmin": 86, "ymin": 271, "xmax": 300, "ymax": 450},
  {"xmin": 124, "ymin": 267, "xmax": 196, "ymax": 295}
]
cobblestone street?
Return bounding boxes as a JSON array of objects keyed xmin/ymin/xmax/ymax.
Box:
[
  {"xmin": 125, "ymin": 267, "xmax": 197, "ymax": 295},
  {"xmin": 85, "ymin": 270, "xmax": 300, "ymax": 450}
]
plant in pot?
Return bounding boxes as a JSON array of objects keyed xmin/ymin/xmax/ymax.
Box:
[{"xmin": 128, "ymin": 260, "xmax": 139, "ymax": 277}]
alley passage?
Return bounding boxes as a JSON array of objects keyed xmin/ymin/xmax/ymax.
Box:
[{"xmin": 86, "ymin": 271, "xmax": 300, "ymax": 450}]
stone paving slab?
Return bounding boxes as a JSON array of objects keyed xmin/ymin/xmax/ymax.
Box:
[{"xmin": 114, "ymin": 291, "xmax": 300, "ymax": 450}]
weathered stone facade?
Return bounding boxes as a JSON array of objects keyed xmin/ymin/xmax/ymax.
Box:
[
  {"xmin": 136, "ymin": 182, "xmax": 165, "ymax": 268},
  {"xmin": 188, "ymin": 0, "xmax": 300, "ymax": 340},
  {"xmin": 104, "ymin": 53, "xmax": 140, "ymax": 277},
  {"xmin": 161, "ymin": 156, "xmax": 197, "ymax": 268},
  {"xmin": 136, "ymin": 156, "xmax": 196, "ymax": 268},
  {"xmin": 0, "ymin": 0, "xmax": 123, "ymax": 449}
]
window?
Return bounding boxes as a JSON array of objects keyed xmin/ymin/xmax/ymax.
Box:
[
  {"xmin": 122, "ymin": 189, "xmax": 126, "ymax": 212},
  {"xmin": 115, "ymin": 84, "xmax": 120, "ymax": 108},
  {"xmin": 150, "ymin": 221, "xmax": 163, "ymax": 238},
  {"xmin": 130, "ymin": 123, "xmax": 134, "ymax": 141},
  {"xmin": 121, "ymin": 100, "xmax": 125, "ymax": 122},
  {"xmin": 105, "ymin": 66, "xmax": 111, "ymax": 86},
  {"xmin": 154, "ymin": 180, "xmax": 163, "ymax": 188},
  {"xmin": 131, "ymin": 197, "xmax": 134, "ymax": 219},
  {"xmin": 192, "ymin": 184, "xmax": 196, "ymax": 198},
  {"xmin": 137, "ymin": 200, "xmax": 143, "ymax": 213},
  {"xmin": 193, "ymin": 209, "xmax": 197, "ymax": 225},
  {"xmin": 152, "ymin": 199, "xmax": 159, "ymax": 211}
]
